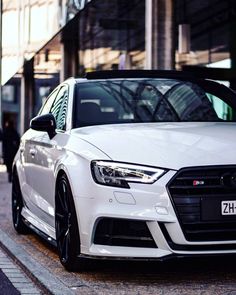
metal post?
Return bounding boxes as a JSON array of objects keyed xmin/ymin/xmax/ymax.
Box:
[{"xmin": 145, "ymin": 0, "xmax": 152, "ymax": 69}]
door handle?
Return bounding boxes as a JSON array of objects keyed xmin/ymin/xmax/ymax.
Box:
[{"xmin": 29, "ymin": 148, "xmax": 36, "ymax": 157}]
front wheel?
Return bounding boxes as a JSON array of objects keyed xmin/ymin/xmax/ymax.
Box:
[
  {"xmin": 12, "ymin": 169, "xmax": 29, "ymax": 234},
  {"xmin": 55, "ymin": 174, "xmax": 89, "ymax": 272}
]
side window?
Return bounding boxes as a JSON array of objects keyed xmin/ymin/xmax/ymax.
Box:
[
  {"xmin": 50, "ymin": 85, "xmax": 69, "ymax": 130},
  {"xmin": 40, "ymin": 88, "xmax": 59, "ymax": 115},
  {"xmin": 206, "ymin": 93, "xmax": 234, "ymax": 121}
]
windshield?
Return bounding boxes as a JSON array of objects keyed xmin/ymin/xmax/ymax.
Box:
[{"xmin": 74, "ymin": 79, "xmax": 236, "ymax": 127}]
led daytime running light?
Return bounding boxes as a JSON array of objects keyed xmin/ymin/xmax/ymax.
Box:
[{"xmin": 91, "ymin": 161, "xmax": 167, "ymax": 188}]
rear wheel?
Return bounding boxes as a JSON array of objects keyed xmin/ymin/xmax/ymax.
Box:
[
  {"xmin": 12, "ymin": 169, "xmax": 29, "ymax": 234},
  {"xmin": 55, "ymin": 174, "xmax": 89, "ymax": 272}
]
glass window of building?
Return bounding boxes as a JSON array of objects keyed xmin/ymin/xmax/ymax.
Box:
[
  {"xmin": 78, "ymin": 0, "xmax": 145, "ymax": 73},
  {"xmin": 175, "ymin": 0, "xmax": 230, "ymax": 68}
]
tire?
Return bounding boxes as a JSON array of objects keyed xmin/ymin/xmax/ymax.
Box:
[
  {"xmin": 12, "ymin": 169, "xmax": 30, "ymax": 234},
  {"xmin": 55, "ymin": 174, "xmax": 89, "ymax": 272}
]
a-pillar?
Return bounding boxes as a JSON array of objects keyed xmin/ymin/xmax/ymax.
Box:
[
  {"xmin": 145, "ymin": 0, "xmax": 175, "ymax": 70},
  {"xmin": 20, "ymin": 58, "xmax": 35, "ymax": 134}
]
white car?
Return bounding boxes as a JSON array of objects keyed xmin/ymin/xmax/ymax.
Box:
[{"xmin": 12, "ymin": 70, "xmax": 236, "ymax": 271}]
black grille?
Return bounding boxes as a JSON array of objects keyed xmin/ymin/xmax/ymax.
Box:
[
  {"xmin": 159, "ymin": 223, "xmax": 236, "ymax": 251},
  {"xmin": 94, "ymin": 218, "xmax": 157, "ymax": 248},
  {"xmin": 167, "ymin": 166, "xmax": 236, "ymax": 242}
]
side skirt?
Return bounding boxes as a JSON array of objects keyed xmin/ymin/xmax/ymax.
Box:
[{"xmin": 22, "ymin": 218, "xmax": 57, "ymax": 247}]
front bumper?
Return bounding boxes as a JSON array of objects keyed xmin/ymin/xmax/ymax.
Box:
[{"xmin": 72, "ymin": 167, "xmax": 236, "ymax": 259}]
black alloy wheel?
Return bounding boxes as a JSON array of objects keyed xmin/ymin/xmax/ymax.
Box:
[
  {"xmin": 55, "ymin": 174, "xmax": 88, "ymax": 272},
  {"xmin": 12, "ymin": 170, "xmax": 29, "ymax": 234}
]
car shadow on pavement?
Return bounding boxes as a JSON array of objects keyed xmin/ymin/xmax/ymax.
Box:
[{"xmin": 81, "ymin": 255, "xmax": 236, "ymax": 288}]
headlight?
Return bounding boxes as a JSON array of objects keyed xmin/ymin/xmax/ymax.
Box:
[{"xmin": 91, "ymin": 161, "xmax": 167, "ymax": 188}]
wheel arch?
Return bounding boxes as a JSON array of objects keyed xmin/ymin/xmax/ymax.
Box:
[
  {"xmin": 54, "ymin": 167, "xmax": 82, "ymax": 235},
  {"xmin": 12, "ymin": 159, "xmax": 25, "ymax": 192},
  {"xmin": 12, "ymin": 163, "xmax": 17, "ymax": 175},
  {"xmin": 54, "ymin": 167, "xmax": 87, "ymax": 271},
  {"xmin": 55, "ymin": 169, "xmax": 66, "ymax": 188}
]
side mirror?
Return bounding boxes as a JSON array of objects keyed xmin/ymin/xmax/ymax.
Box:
[{"xmin": 30, "ymin": 113, "xmax": 56, "ymax": 139}]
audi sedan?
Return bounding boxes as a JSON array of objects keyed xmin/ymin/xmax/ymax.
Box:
[{"xmin": 12, "ymin": 70, "xmax": 236, "ymax": 271}]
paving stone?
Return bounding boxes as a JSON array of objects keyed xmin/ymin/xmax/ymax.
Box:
[
  {"xmin": 17, "ymin": 289, "xmax": 41, "ymax": 294},
  {"xmin": 20, "ymin": 291, "xmax": 41, "ymax": 295},
  {"xmin": 6, "ymin": 273, "xmax": 26, "ymax": 278},
  {"xmin": 9, "ymin": 277, "xmax": 30, "ymax": 283},
  {"xmin": 13, "ymin": 282, "xmax": 35, "ymax": 288},
  {"xmin": 0, "ymin": 264, "xmax": 17, "ymax": 269},
  {"xmin": 2, "ymin": 268, "xmax": 21, "ymax": 274}
]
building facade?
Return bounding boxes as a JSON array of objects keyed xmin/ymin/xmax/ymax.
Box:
[{"xmin": 1, "ymin": 0, "xmax": 236, "ymax": 133}]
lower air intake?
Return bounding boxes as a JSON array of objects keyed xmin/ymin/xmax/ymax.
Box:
[{"xmin": 94, "ymin": 218, "xmax": 157, "ymax": 248}]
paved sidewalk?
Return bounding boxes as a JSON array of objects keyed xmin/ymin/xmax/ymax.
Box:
[{"xmin": 0, "ymin": 247, "xmax": 41, "ymax": 295}]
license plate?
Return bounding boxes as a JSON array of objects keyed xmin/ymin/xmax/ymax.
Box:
[{"xmin": 221, "ymin": 201, "xmax": 236, "ymax": 215}]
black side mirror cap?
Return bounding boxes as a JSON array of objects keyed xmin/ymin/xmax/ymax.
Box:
[{"xmin": 30, "ymin": 113, "xmax": 56, "ymax": 139}]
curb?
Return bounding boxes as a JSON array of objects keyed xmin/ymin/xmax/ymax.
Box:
[{"xmin": 0, "ymin": 229, "xmax": 74, "ymax": 295}]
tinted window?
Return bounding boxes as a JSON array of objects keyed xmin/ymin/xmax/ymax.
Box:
[
  {"xmin": 50, "ymin": 85, "xmax": 69, "ymax": 130},
  {"xmin": 74, "ymin": 79, "xmax": 236, "ymax": 127}
]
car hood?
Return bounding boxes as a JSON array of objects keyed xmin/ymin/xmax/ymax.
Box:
[{"xmin": 72, "ymin": 122, "xmax": 236, "ymax": 170}]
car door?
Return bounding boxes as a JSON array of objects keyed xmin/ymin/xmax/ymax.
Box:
[
  {"xmin": 22, "ymin": 87, "xmax": 59, "ymax": 217},
  {"xmin": 23, "ymin": 84, "xmax": 70, "ymax": 228}
]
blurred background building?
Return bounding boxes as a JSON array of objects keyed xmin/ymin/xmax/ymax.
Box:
[{"xmin": 1, "ymin": 0, "xmax": 236, "ymax": 134}]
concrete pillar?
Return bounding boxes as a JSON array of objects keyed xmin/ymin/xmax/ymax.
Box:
[
  {"xmin": 145, "ymin": 0, "xmax": 175, "ymax": 70},
  {"xmin": 20, "ymin": 58, "xmax": 35, "ymax": 134},
  {"xmin": 60, "ymin": 20, "xmax": 79, "ymax": 82},
  {"xmin": 0, "ymin": 0, "xmax": 2, "ymax": 128}
]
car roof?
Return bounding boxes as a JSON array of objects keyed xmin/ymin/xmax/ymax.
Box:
[{"xmin": 84, "ymin": 70, "xmax": 196, "ymax": 80}]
